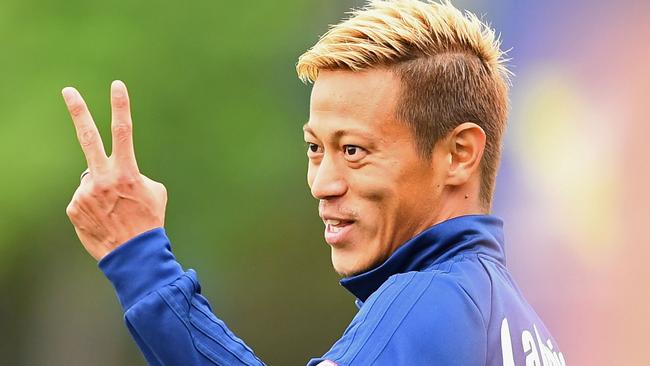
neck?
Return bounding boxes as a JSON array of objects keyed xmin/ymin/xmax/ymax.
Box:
[
  {"xmin": 432, "ymin": 180, "xmax": 487, "ymax": 225},
  {"xmin": 382, "ymin": 178, "xmax": 487, "ymax": 269}
]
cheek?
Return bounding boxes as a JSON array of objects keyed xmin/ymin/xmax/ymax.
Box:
[
  {"xmin": 347, "ymin": 170, "xmax": 399, "ymax": 234},
  {"xmin": 348, "ymin": 168, "xmax": 398, "ymax": 208},
  {"xmin": 349, "ymin": 162, "xmax": 431, "ymax": 236}
]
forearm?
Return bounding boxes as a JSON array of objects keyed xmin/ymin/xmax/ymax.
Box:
[{"xmin": 99, "ymin": 228, "xmax": 264, "ymax": 366}]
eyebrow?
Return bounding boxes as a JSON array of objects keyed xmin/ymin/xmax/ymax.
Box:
[{"xmin": 303, "ymin": 122, "xmax": 376, "ymax": 141}]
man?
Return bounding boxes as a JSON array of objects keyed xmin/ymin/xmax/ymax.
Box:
[{"xmin": 62, "ymin": 0, "xmax": 565, "ymax": 365}]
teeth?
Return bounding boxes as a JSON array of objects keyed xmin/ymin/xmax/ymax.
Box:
[
  {"xmin": 330, "ymin": 225, "xmax": 341, "ymax": 233},
  {"xmin": 325, "ymin": 219, "xmax": 341, "ymax": 226}
]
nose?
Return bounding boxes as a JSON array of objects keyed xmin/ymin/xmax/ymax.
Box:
[{"xmin": 309, "ymin": 154, "xmax": 347, "ymax": 200}]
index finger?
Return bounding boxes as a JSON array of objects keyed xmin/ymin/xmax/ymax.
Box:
[{"xmin": 62, "ymin": 87, "xmax": 108, "ymax": 172}]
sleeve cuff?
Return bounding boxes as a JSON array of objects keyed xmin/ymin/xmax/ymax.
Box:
[{"xmin": 98, "ymin": 227, "xmax": 185, "ymax": 311}]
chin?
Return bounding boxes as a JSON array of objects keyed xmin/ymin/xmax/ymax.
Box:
[
  {"xmin": 333, "ymin": 266, "xmax": 363, "ymax": 278},
  {"xmin": 331, "ymin": 249, "xmax": 381, "ymax": 278}
]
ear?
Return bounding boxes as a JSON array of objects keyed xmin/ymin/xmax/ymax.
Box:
[{"xmin": 443, "ymin": 122, "xmax": 486, "ymax": 186}]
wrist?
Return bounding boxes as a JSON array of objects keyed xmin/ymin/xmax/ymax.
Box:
[{"xmin": 98, "ymin": 227, "xmax": 184, "ymax": 310}]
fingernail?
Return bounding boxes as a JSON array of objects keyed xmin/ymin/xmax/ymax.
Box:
[
  {"xmin": 111, "ymin": 80, "xmax": 125, "ymax": 90},
  {"xmin": 61, "ymin": 87, "xmax": 75, "ymax": 103}
]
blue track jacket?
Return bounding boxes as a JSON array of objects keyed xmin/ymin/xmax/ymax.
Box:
[{"xmin": 99, "ymin": 215, "xmax": 565, "ymax": 365}]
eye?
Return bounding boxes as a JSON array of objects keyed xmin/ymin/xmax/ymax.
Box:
[
  {"xmin": 306, "ymin": 142, "xmax": 323, "ymax": 157},
  {"xmin": 345, "ymin": 146, "xmax": 358, "ymax": 155},
  {"xmin": 343, "ymin": 145, "xmax": 367, "ymax": 162}
]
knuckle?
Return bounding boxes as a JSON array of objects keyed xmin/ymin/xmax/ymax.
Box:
[
  {"xmin": 77, "ymin": 129, "xmax": 96, "ymax": 147},
  {"xmin": 66, "ymin": 202, "xmax": 79, "ymax": 218},
  {"xmin": 112, "ymin": 123, "xmax": 132, "ymax": 142},
  {"xmin": 76, "ymin": 192, "xmax": 90, "ymax": 205},
  {"xmin": 116, "ymin": 173, "xmax": 140, "ymax": 190},
  {"xmin": 91, "ymin": 179, "xmax": 111, "ymax": 194},
  {"xmin": 113, "ymin": 94, "xmax": 128, "ymax": 109},
  {"xmin": 68, "ymin": 103, "xmax": 85, "ymax": 117},
  {"xmin": 76, "ymin": 184, "xmax": 96, "ymax": 201}
]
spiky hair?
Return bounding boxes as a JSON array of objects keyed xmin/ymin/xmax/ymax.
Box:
[{"xmin": 297, "ymin": 0, "xmax": 510, "ymax": 84}]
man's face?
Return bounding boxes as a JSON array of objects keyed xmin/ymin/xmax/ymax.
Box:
[{"xmin": 304, "ymin": 69, "xmax": 444, "ymax": 277}]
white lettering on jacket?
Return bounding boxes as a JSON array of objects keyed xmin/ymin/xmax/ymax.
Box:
[{"xmin": 501, "ymin": 317, "xmax": 566, "ymax": 366}]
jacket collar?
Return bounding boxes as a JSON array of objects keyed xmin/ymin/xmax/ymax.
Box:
[{"xmin": 340, "ymin": 214, "xmax": 506, "ymax": 302}]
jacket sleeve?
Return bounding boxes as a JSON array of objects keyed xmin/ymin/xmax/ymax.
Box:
[
  {"xmin": 98, "ymin": 228, "xmax": 265, "ymax": 366},
  {"xmin": 307, "ymin": 271, "xmax": 487, "ymax": 366}
]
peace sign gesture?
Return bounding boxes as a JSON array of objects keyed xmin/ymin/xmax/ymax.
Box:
[{"xmin": 63, "ymin": 81, "xmax": 167, "ymax": 261}]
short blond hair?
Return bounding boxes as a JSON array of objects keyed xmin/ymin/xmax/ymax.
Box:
[{"xmin": 297, "ymin": 0, "xmax": 511, "ymax": 209}]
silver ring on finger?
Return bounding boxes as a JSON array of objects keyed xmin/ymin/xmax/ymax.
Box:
[{"xmin": 80, "ymin": 169, "xmax": 91, "ymax": 182}]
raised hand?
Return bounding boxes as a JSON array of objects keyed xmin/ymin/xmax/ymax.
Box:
[{"xmin": 62, "ymin": 80, "xmax": 167, "ymax": 261}]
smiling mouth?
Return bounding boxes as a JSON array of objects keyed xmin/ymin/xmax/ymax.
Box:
[
  {"xmin": 323, "ymin": 219, "xmax": 355, "ymax": 245},
  {"xmin": 325, "ymin": 219, "xmax": 354, "ymax": 232}
]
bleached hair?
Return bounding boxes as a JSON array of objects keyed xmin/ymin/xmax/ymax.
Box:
[{"xmin": 296, "ymin": 0, "xmax": 511, "ymax": 84}]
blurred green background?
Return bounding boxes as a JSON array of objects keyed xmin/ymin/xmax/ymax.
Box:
[{"xmin": 0, "ymin": 0, "xmax": 371, "ymax": 364}]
